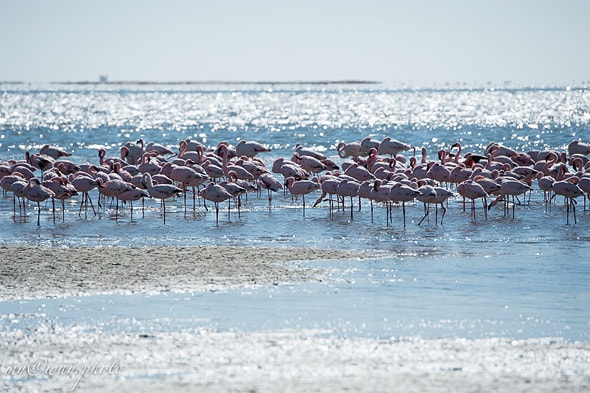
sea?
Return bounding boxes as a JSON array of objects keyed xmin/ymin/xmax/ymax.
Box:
[{"xmin": 0, "ymin": 82, "xmax": 589, "ymax": 341}]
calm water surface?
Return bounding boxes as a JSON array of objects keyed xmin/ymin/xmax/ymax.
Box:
[{"xmin": 0, "ymin": 84, "xmax": 589, "ymax": 340}]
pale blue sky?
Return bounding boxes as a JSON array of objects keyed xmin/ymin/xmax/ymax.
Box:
[{"xmin": 1, "ymin": 0, "xmax": 588, "ymax": 86}]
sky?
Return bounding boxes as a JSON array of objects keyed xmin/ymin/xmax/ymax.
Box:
[{"xmin": 0, "ymin": 0, "xmax": 588, "ymax": 86}]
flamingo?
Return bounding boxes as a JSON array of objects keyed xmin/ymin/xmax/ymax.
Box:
[
  {"xmin": 285, "ymin": 176, "xmax": 320, "ymax": 217},
  {"xmin": 344, "ymin": 163, "xmax": 375, "ymax": 182},
  {"xmin": 118, "ymin": 188, "xmax": 150, "ymax": 220},
  {"xmin": 388, "ymin": 182, "xmax": 420, "ymax": 229},
  {"xmin": 10, "ymin": 179, "xmax": 28, "ymax": 219},
  {"xmin": 42, "ymin": 177, "xmax": 78, "ymax": 222},
  {"xmin": 488, "ymin": 178, "xmax": 531, "ymax": 219},
  {"xmin": 257, "ymin": 173, "xmax": 283, "ymax": 207},
  {"xmin": 164, "ymin": 162, "xmax": 208, "ymax": 215},
  {"xmin": 361, "ymin": 137, "xmax": 381, "ymax": 155},
  {"xmin": 337, "ymin": 141, "xmax": 364, "ymax": 158},
  {"xmin": 142, "ymin": 173, "xmax": 183, "ymax": 224},
  {"xmin": 145, "ymin": 141, "xmax": 175, "ymax": 156},
  {"xmin": 378, "ymin": 137, "xmax": 411, "ymax": 157},
  {"xmin": 552, "ymin": 180, "xmax": 584, "ymax": 224},
  {"xmin": 70, "ymin": 173, "xmax": 99, "ymax": 217},
  {"xmin": 199, "ymin": 182, "xmax": 234, "ymax": 224},
  {"xmin": 335, "ymin": 178, "xmax": 360, "ymax": 220},
  {"xmin": 312, "ymin": 175, "xmax": 341, "ymax": 215},
  {"xmin": 40, "ymin": 144, "xmax": 71, "ymax": 159},
  {"xmin": 457, "ymin": 179, "xmax": 489, "ymax": 221},
  {"xmin": 294, "ymin": 144, "xmax": 326, "ymax": 161},
  {"xmin": 218, "ymin": 144, "xmax": 254, "ymax": 181},
  {"xmin": 235, "ymin": 140, "xmax": 271, "ymax": 158},
  {"xmin": 23, "ymin": 178, "xmax": 55, "ymax": 226},
  {"xmin": 369, "ymin": 180, "xmax": 394, "ymax": 225},
  {"xmin": 121, "ymin": 139, "xmax": 144, "ymax": 165},
  {"xmin": 292, "ymin": 152, "xmax": 326, "ymax": 174},
  {"xmin": 567, "ymin": 140, "xmax": 590, "ymax": 156}
]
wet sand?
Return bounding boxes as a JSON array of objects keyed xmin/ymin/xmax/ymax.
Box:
[
  {"xmin": 1, "ymin": 246, "xmax": 589, "ymax": 392},
  {"xmin": 0, "ymin": 245, "xmax": 360, "ymax": 301},
  {"xmin": 1, "ymin": 328, "xmax": 588, "ymax": 392}
]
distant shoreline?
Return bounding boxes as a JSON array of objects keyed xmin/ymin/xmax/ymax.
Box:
[{"xmin": 49, "ymin": 80, "xmax": 382, "ymax": 86}]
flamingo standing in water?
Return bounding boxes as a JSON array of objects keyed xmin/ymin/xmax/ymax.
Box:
[
  {"xmin": 552, "ymin": 180, "xmax": 584, "ymax": 224},
  {"xmin": 285, "ymin": 176, "xmax": 320, "ymax": 217},
  {"xmin": 23, "ymin": 178, "xmax": 55, "ymax": 225},
  {"xmin": 417, "ymin": 185, "xmax": 454, "ymax": 225},
  {"xmin": 70, "ymin": 173, "xmax": 99, "ymax": 217},
  {"xmin": 199, "ymin": 182, "xmax": 234, "ymax": 224},
  {"xmin": 457, "ymin": 179, "xmax": 489, "ymax": 221},
  {"xmin": 142, "ymin": 173, "xmax": 183, "ymax": 224},
  {"xmin": 336, "ymin": 178, "xmax": 361, "ymax": 220},
  {"xmin": 42, "ymin": 177, "xmax": 78, "ymax": 222},
  {"xmin": 118, "ymin": 188, "xmax": 150, "ymax": 220},
  {"xmin": 488, "ymin": 178, "xmax": 531, "ymax": 219},
  {"xmin": 388, "ymin": 182, "xmax": 420, "ymax": 229},
  {"xmin": 257, "ymin": 172, "xmax": 283, "ymax": 207}
]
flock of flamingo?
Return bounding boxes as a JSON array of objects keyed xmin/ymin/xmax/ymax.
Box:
[{"xmin": 1, "ymin": 136, "xmax": 590, "ymax": 227}]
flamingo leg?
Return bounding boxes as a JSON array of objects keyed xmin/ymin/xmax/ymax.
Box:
[
  {"xmin": 402, "ymin": 202, "xmax": 406, "ymax": 229},
  {"xmin": 37, "ymin": 202, "xmax": 41, "ymax": 226},
  {"xmin": 440, "ymin": 203, "xmax": 446, "ymax": 225},
  {"xmin": 302, "ymin": 194, "xmax": 306, "ymax": 218},
  {"xmin": 418, "ymin": 203, "xmax": 429, "ymax": 226}
]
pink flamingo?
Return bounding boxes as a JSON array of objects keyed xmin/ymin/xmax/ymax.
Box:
[
  {"xmin": 285, "ymin": 176, "xmax": 320, "ymax": 217},
  {"xmin": 552, "ymin": 179, "xmax": 584, "ymax": 224},
  {"xmin": 118, "ymin": 188, "xmax": 150, "ymax": 220},
  {"xmin": 142, "ymin": 173, "xmax": 183, "ymax": 224},
  {"xmin": 388, "ymin": 182, "xmax": 420, "ymax": 229},
  {"xmin": 568, "ymin": 140, "xmax": 590, "ymax": 156},
  {"xmin": 23, "ymin": 178, "xmax": 55, "ymax": 225},
  {"xmin": 312, "ymin": 175, "xmax": 341, "ymax": 215},
  {"xmin": 145, "ymin": 141, "xmax": 175, "ymax": 156},
  {"xmin": 361, "ymin": 137, "xmax": 381, "ymax": 155},
  {"xmin": 417, "ymin": 185, "xmax": 454, "ymax": 225},
  {"xmin": 219, "ymin": 173, "xmax": 247, "ymax": 220},
  {"xmin": 199, "ymin": 182, "xmax": 234, "ymax": 224},
  {"xmin": 343, "ymin": 163, "xmax": 375, "ymax": 182},
  {"xmin": 138, "ymin": 152, "xmax": 162, "ymax": 175},
  {"xmin": 336, "ymin": 178, "xmax": 361, "ymax": 220},
  {"xmin": 292, "ymin": 152, "xmax": 326, "ymax": 173},
  {"xmin": 218, "ymin": 144, "xmax": 255, "ymax": 181},
  {"xmin": 10, "ymin": 179, "xmax": 28, "ymax": 219},
  {"xmin": 369, "ymin": 180, "xmax": 394, "ymax": 225},
  {"xmin": 488, "ymin": 178, "xmax": 531, "ymax": 218},
  {"xmin": 70, "ymin": 173, "xmax": 99, "ymax": 217},
  {"xmin": 236, "ymin": 140, "xmax": 271, "ymax": 158},
  {"xmin": 457, "ymin": 179, "xmax": 489, "ymax": 221},
  {"xmin": 294, "ymin": 144, "xmax": 327, "ymax": 161},
  {"xmin": 165, "ymin": 162, "xmax": 208, "ymax": 215},
  {"xmin": 40, "ymin": 144, "xmax": 71, "ymax": 159},
  {"xmin": 42, "ymin": 177, "xmax": 78, "ymax": 222},
  {"xmin": 378, "ymin": 137, "xmax": 411, "ymax": 157},
  {"xmin": 257, "ymin": 173, "xmax": 283, "ymax": 207},
  {"xmin": 337, "ymin": 141, "xmax": 364, "ymax": 158}
]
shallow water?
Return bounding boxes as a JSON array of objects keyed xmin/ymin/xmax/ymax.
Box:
[{"xmin": 1, "ymin": 83, "xmax": 589, "ymax": 341}]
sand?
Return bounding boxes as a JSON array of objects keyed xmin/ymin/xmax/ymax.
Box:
[
  {"xmin": 1, "ymin": 327, "xmax": 589, "ymax": 392},
  {"xmin": 0, "ymin": 245, "xmax": 360, "ymax": 301},
  {"xmin": 1, "ymin": 246, "xmax": 589, "ymax": 392}
]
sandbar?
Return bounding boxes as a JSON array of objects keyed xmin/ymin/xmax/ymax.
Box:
[{"xmin": 0, "ymin": 245, "xmax": 359, "ymax": 301}]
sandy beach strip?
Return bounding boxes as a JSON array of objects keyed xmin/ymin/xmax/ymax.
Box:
[
  {"xmin": 0, "ymin": 327, "xmax": 589, "ymax": 393},
  {"xmin": 0, "ymin": 245, "xmax": 360, "ymax": 301}
]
